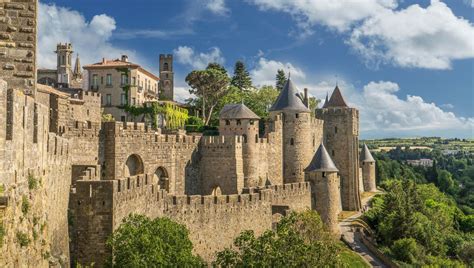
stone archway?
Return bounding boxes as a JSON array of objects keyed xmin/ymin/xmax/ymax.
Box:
[
  {"xmin": 123, "ymin": 154, "xmax": 144, "ymax": 177},
  {"xmin": 154, "ymin": 167, "xmax": 169, "ymax": 192}
]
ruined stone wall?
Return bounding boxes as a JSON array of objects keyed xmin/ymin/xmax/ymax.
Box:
[
  {"xmin": 73, "ymin": 175, "xmax": 312, "ymax": 266},
  {"xmin": 200, "ymin": 135, "xmax": 244, "ymax": 195},
  {"xmin": 102, "ymin": 122, "xmax": 201, "ymax": 195},
  {"xmin": 316, "ymin": 107, "xmax": 361, "ymax": 211},
  {"xmin": 0, "ymin": 79, "xmax": 72, "ymax": 267},
  {"xmin": 0, "ymin": 0, "xmax": 37, "ymax": 95}
]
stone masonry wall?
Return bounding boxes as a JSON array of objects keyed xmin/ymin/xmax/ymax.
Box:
[
  {"xmin": 102, "ymin": 121, "xmax": 201, "ymax": 195},
  {"xmin": 73, "ymin": 175, "xmax": 312, "ymax": 266},
  {"xmin": 0, "ymin": 0, "xmax": 37, "ymax": 95},
  {"xmin": 200, "ymin": 135, "xmax": 244, "ymax": 195},
  {"xmin": 0, "ymin": 79, "xmax": 72, "ymax": 267},
  {"xmin": 316, "ymin": 107, "xmax": 361, "ymax": 211}
]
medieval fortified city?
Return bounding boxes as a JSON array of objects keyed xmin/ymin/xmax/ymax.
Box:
[{"xmin": 1, "ymin": 0, "xmax": 473, "ymax": 267}]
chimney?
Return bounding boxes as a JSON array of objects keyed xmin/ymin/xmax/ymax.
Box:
[
  {"xmin": 102, "ymin": 58, "xmax": 106, "ymax": 64},
  {"xmin": 304, "ymin": 88, "xmax": 309, "ymax": 107},
  {"xmin": 121, "ymin": 55, "xmax": 128, "ymax": 62}
]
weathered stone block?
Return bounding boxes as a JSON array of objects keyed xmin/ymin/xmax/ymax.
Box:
[
  {"xmin": 18, "ymin": 42, "xmax": 33, "ymax": 48},
  {"xmin": 4, "ymin": 3, "xmax": 25, "ymax": 10},
  {"xmin": 13, "ymin": 71, "xmax": 32, "ymax": 78},
  {"xmin": 0, "ymin": 41, "xmax": 15, "ymax": 47},
  {"xmin": 3, "ymin": 63, "xmax": 14, "ymax": 70},
  {"xmin": 7, "ymin": 25, "xmax": 17, "ymax": 32},
  {"xmin": 19, "ymin": 27, "xmax": 34, "ymax": 33},
  {"xmin": 0, "ymin": 33, "xmax": 11, "ymax": 40}
]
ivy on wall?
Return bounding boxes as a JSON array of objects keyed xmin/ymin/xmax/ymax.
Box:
[{"xmin": 116, "ymin": 68, "xmax": 188, "ymax": 129}]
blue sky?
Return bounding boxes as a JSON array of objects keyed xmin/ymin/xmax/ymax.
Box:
[{"xmin": 38, "ymin": 0, "xmax": 473, "ymax": 138}]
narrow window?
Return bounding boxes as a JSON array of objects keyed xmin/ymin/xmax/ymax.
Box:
[
  {"xmin": 332, "ymin": 150, "xmax": 335, "ymax": 156},
  {"xmin": 243, "ymin": 134, "xmax": 247, "ymax": 143},
  {"xmin": 106, "ymin": 94, "xmax": 112, "ymax": 106},
  {"xmin": 255, "ymin": 134, "xmax": 258, "ymax": 143},
  {"xmin": 121, "ymin": 116, "xmax": 126, "ymax": 122},
  {"xmin": 106, "ymin": 74, "xmax": 112, "ymax": 86},
  {"xmin": 322, "ymin": 172, "xmax": 326, "ymax": 177},
  {"xmin": 249, "ymin": 120, "xmax": 254, "ymax": 125},
  {"xmin": 92, "ymin": 74, "xmax": 98, "ymax": 86},
  {"xmin": 236, "ymin": 119, "xmax": 241, "ymax": 125},
  {"xmin": 163, "ymin": 62, "xmax": 169, "ymax": 71},
  {"xmin": 121, "ymin": 94, "xmax": 126, "ymax": 105},
  {"xmin": 295, "ymin": 113, "xmax": 299, "ymax": 118},
  {"xmin": 225, "ymin": 120, "xmax": 230, "ymax": 125},
  {"xmin": 335, "ymin": 126, "xmax": 338, "ymax": 134},
  {"xmin": 290, "ymin": 138, "xmax": 294, "ymax": 145}
]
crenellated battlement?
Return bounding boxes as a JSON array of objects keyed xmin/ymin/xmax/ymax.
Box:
[
  {"xmin": 201, "ymin": 135, "xmax": 242, "ymax": 146},
  {"xmin": 315, "ymin": 107, "xmax": 358, "ymax": 116}
]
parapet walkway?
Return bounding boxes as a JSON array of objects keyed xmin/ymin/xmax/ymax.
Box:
[{"xmin": 339, "ymin": 192, "xmax": 387, "ymax": 268}]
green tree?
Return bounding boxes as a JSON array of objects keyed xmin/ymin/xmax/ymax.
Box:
[
  {"xmin": 231, "ymin": 61, "xmax": 252, "ymax": 90},
  {"xmin": 214, "ymin": 210, "xmax": 342, "ymax": 267},
  {"xmin": 275, "ymin": 69, "xmax": 286, "ymax": 91},
  {"xmin": 390, "ymin": 238, "xmax": 425, "ymax": 265},
  {"xmin": 437, "ymin": 170, "xmax": 455, "ymax": 194},
  {"xmin": 107, "ymin": 214, "xmax": 203, "ymax": 267},
  {"xmin": 185, "ymin": 63, "xmax": 230, "ymax": 125}
]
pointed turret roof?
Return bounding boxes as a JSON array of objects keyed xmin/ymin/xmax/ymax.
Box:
[
  {"xmin": 269, "ymin": 78, "xmax": 310, "ymax": 112},
  {"xmin": 326, "ymin": 86, "xmax": 348, "ymax": 108},
  {"xmin": 322, "ymin": 92, "xmax": 329, "ymax": 108},
  {"xmin": 360, "ymin": 144, "xmax": 375, "ymax": 162},
  {"xmin": 305, "ymin": 144, "xmax": 339, "ymax": 172},
  {"xmin": 73, "ymin": 54, "xmax": 81, "ymax": 76},
  {"xmin": 220, "ymin": 103, "xmax": 260, "ymax": 120}
]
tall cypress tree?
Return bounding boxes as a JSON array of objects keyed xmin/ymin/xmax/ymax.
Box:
[
  {"xmin": 276, "ymin": 69, "xmax": 286, "ymax": 91},
  {"xmin": 231, "ymin": 61, "xmax": 252, "ymax": 90}
]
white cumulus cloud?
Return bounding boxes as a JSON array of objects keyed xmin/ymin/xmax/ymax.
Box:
[
  {"xmin": 349, "ymin": 0, "xmax": 474, "ymax": 69},
  {"xmin": 173, "ymin": 46, "xmax": 225, "ymax": 70},
  {"xmin": 206, "ymin": 0, "xmax": 229, "ymax": 15},
  {"xmin": 246, "ymin": 0, "xmax": 397, "ymax": 33},
  {"xmin": 250, "ymin": 58, "xmax": 306, "ymax": 87},
  {"xmin": 38, "ymin": 3, "xmax": 144, "ymax": 69}
]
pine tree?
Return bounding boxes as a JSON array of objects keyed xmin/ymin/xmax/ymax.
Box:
[
  {"xmin": 231, "ymin": 61, "xmax": 252, "ymax": 90},
  {"xmin": 275, "ymin": 69, "xmax": 286, "ymax": 91}
]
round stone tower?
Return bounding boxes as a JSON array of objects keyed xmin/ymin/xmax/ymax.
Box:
[
  {"xmin": 269, "ymin": 78, "xmax": 313, "ymax": 183},
  {"xmin": 316, "ymin": 85, "xmax": 361, "ymax": 211},
  {"xmin": 219, "ymin": 103, "xmax": 261, "ymax": 187},
  {"xmin": 305, "ymin": 144, "xmax": 341, "ymax": 236},
  {"xmin": 360, "ymin": 143, "xmax": 376, "ymax": 192}
]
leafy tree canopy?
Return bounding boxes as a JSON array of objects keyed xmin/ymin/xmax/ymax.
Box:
[
  {"xmin": 185, "ymin": 63, "xmax": 230, "ymax": 125},
  {"xmin": 107, "ymin": 214, "xmax": 203, "ymax": 267},
  {"xmin": 214, "ymin": 210, "xmax": 342, "ymax": 267}
]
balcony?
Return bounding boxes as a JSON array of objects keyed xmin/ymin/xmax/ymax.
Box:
[
  {"xmin": 145, "ymin": 89, "xmax": 157, "ymax": 98},
  {"xmin": 90, "ymin": 85, "xmax": 99, "ymax": 91}
]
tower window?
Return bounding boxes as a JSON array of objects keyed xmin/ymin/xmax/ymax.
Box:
[
  {"xmin": 255, "ymin": 134, "xmax": 258, "ymax": 143},
  {"xmin": 295, "ymin": 113, "xmax": 299, "ymax": 118},
  {"xmin": 163, "ymin": 62, "xmax": 169, "ymax": 71},
  {"xmin": 236, "ymin": 119, "xmax": 241, "ymax": 125},
  {"xmin": 322, "ymin": 172, "xmax": 326, "ymax": 177},
  {"xmin": 332, "ymin": 150, "xmax": 335, "ymax": 156},
  {"xmin": 225, "ymin": 120, "xmax": 230, "ymax": 125},
  {"xmin": 242, "ymin": 134, "xmax": 247, "ymax": 143},
  {"xmin": 249, "ymin": 120, "xmax": 254, "ymax": 125},
  {"xmin": 335, "ymin": 126, "xmax": 338, "ymax": 134},
  {"xmin": 290, "ymin": 138, "xmax": 294, "ymax": 145}
]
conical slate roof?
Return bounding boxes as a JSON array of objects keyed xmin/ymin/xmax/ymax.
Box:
[
  {"xmin": 322, "ymin": 92, "xmax": 329, "ymax": 108},
  {"xmin": 74, "ymin": 54, "xmax": 81, "ymax": 75},
  {"xmin": 269, "ymin": 78, "xmax": 310, "ymax": 112},
  {"xmin": 219, "ymin": 103, "xmax": 260, "ymax": 120},
  {"xmin": 326, "ymin": 86, "xmax": 348, "ymax": 108},
  {"xmin": 360, "ymin": 144, "xmax": 375, "ymax": 162},
  {"xmin": 305, "ymin": 144, "xmax": 339, "ymax": 172}
]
